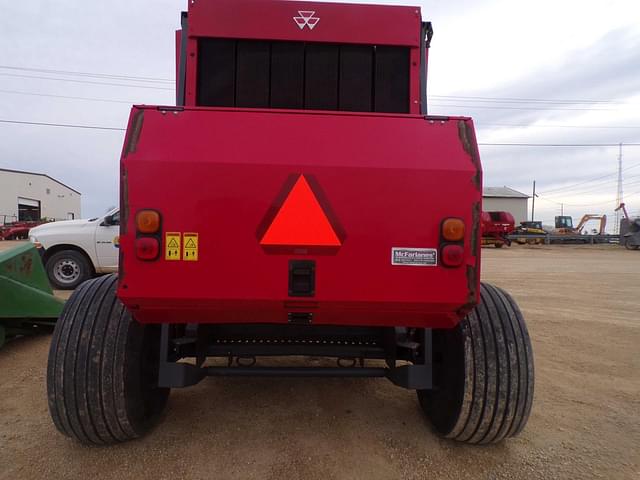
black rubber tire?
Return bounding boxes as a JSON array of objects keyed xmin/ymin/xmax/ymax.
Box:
[
  {"xmin": 46, "ymin": 250, "xmax": 93, "ymax": 290},
  {"xmin": 417, "ymin": 282, "xmax": 534, "ymax": 444},
  {"xmin": 625, "ymin": 240, "xmax": 639, "ymax": 250},
  {"xmin": 494, "ymin": 242, "xmax": 504, "ymax": 248},
  {"xmin": 47, "ymin": 274, "xmax": 169, "ymax": 445}
]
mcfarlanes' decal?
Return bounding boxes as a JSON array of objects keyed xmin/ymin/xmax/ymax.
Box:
[{"xmin": 391, "ymin": 248, "xmax": 438, "ymax": 266}]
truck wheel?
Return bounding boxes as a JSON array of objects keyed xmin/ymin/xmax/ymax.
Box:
[
  {"xmin": 47, "ymin": 274, "xmax": 169, "ymax": 444},
  {"xmin": 625, "ymin": 240, "xmax": 639, "ymax": 250},
  {"xmin": 46, "ymin": 250, "xmax": 92, "ymax": 290},
  {"xmin": 417, "ymin": 283, "xmax": 534, "ymax": 444}
]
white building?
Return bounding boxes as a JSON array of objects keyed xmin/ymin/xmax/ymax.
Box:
[
  {"xmin": 0, "ymin": 168, "xmax": 81, "ymax": 224},
  {"xmin": 483, "ymin": 187, "xmax": 530, "ymax": 224}
]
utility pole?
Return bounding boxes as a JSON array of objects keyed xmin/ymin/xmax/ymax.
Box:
[
  {"xmin": 531, "ymin": 180, "xmax": 538, "ymax": 221},
  {"xmin": 614, "ymin": 143, "xmax": 623, "ymax": 235}
]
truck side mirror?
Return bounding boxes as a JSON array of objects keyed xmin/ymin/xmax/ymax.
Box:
[{"xmin": 101, "ymin": 214, "xmax": 119, "ymax": 226}]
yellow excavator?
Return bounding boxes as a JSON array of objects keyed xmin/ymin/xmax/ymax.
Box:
[{"xmin": 554, "ymin": 214, "xmax": 607, "ymax": 235}]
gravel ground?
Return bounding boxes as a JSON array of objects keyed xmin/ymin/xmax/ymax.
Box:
[{"xmin": 1, "ymin": 243, "xmax": 638, "ymax": 479}]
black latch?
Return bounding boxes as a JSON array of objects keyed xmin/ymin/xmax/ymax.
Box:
[
  {"xmin": 288, "ymin": 260, "xmax": 315, "ymax": 297},
  {"xmin": 288, "ymin": 312, "xmax": 313, "ymax": 324}
]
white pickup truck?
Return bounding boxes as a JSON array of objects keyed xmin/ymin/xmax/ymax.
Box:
[{"xmin": 29, "ymin": 208, "xmax": 120, "ymax": 289}]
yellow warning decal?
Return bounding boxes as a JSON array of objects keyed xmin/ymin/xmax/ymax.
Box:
[
  {"xmin": 183, "ymin": 232, "xmax": 198, "ymax": 261},
  {"xmin": 165, "ymin": 232, "xmax": 181, "ymax": 260}
]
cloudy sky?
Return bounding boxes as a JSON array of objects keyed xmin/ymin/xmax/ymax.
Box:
[{"xmin": 1, "ymin": 0, "xmax": 639, "ymax": 229}]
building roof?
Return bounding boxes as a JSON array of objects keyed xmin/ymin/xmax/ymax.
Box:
[
  {"xmin": 0, "ymin": 167, "xmax": 81, "ymax": 195},
  {"xmin": 483, "ymin": 186, "xmax": 529, "ymax": 199}
]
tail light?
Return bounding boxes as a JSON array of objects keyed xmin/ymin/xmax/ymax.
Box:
[
  {"xmin": 135, "ymin": 237, "xmax": 160, "ymax": 260},
  {"xmin": 135, "ymin": 209, "xmax": 162, "ymax": 260},
  {"xmin": 441, "ymin": 217, "xmax": 465, "ymax": 267},
  {"xmin": 441, "ymin": 244, "xmax": 464, "ymax": 267}
]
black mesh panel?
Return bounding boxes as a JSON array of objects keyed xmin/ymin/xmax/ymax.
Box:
[
  {"xmin": 270, "ymin": 42, "xmax": 305, "ymax": 109},
  {"xmin": 197, "ymin": 39, "xmax": 409, "ymax": 113},
  {"xmin": 236, "ymin": 41, "xmax": 270, "ymax": 108},
  {"xmin": 197, "ymin": 39, "xmax": 236, "ymax": 107},
  {"xmin": 339, "ymin": 45, "xmax": 374, "ymax": 112},
  {"xmin": 374, "ymin": 46, "xmax": 410, "ymax": 113}
]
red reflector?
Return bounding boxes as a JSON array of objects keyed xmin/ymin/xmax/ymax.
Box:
[
  {"xmin": 442, "ymin": 244, "xmax": 464, "ymax": 267},
  {"xmin": 260, "ymin": 176, "xmax": 341, "ymax": 247},
  {"xmin": 135, "ymin": 237, "xmax": 159, "ymax": 260}
]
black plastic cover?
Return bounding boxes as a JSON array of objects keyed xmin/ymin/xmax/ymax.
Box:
[{"xmin": 197, "ymin": 39, "xmax": 409, "ymax": 113}]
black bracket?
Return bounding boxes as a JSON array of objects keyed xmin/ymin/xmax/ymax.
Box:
[
  {"xmin": 176, "ymin": 12, "xmax": 189, "ymax": 106},
  {"xmin": 156, "ymin": 324, "xmax": 433, "ymax": 390}
]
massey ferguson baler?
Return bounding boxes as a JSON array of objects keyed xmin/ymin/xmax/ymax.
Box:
[{"xmin": 47, "ymin": 0, "xmax": 534, "ymax": 445}]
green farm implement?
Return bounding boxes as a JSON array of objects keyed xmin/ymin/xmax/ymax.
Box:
[{"xmin": 0, "ymin": 243, "xmax": 63, "ymax": 348}]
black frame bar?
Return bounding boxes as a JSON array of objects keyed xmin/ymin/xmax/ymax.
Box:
[
  {"xmin": 420, "ymin": 21, "xmax": 433, "ymax": 115},
  {"xmin": 176, "ymin": 12, "xmax": 189, "ymax": 106},
  {"xmin": 157, "ymin": 323, "xmax": 433, "ymax": 390}
]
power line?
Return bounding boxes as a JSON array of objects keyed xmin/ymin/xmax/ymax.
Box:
[
  {"xmin": 537, "ymin": 189, "xmax": 640, "ymax": 208},
  {"xmin": 0, "ymin": 65, "xmax": 173, "ymax": 83},
  {"xmin": 2, "ymin": 116, "xmax": 639, "ymax": 145},
  {"xmin": 0, "ymin": 119, "xmax": 125, "ymax": 131},
  {"xmin": 541, "ymin": 172, "xmax": 640, "ymax": 196},
  {"xmin": 431, "ymin": 103, "xmax": 615, "ymax": 112},
  {"xmin": 0, "ymin": 68, "xmax": 626, "ymax": 103},
  {"xmin": 478, "ymin": 123, "xmax": 640, "ymax": 130},
  {"xmin": 0, "ymin": 73, "xmax": 174, "ymax": 91},
  {"xmin": 538, "ymin": 162, "xmax": 640, "ymax": 194},
  {"xmin": 543, "ymin": 176, "xmax": 640, "ymax": 198},
  {"xmin": 2, "ymin": 87, "xmax": 638, "ymax": 131},
  {"xmin": 479, "ymin": 142, "xmax": 640, "ymax": 147},
  {"xmin": 431, "ymin": 94, "xmax": 631, "ymax": 105},
  {"xmin": 0, "ymin": 89, "xmax": 135, "ymax": 104},
  {"xmin": 1, "ymin": 64, "xmax": 636, "ymax": 109}
]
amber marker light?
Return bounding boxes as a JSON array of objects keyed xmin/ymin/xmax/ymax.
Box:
[
  {"xmin": 136, "ymin": 210, "xmax": 161, "ymax": 233},
  {"xmin": 442, "ymin": 218, "xmax": 465, "ymax": 242}
]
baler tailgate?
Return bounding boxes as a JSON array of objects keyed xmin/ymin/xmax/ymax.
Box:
[{"xmin": 119, "ymin": 107, "xmax": 481, "ymax": 327}]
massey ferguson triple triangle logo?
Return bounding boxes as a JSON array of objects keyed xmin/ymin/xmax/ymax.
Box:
[{"xmin": 293, "ymin": 11, "xmax": 320, "ymax": 30}]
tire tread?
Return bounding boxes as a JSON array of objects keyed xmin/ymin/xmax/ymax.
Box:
[
  {"xmin": 420, "ymin": 282, "xmax": 534, "ymax": 444},
  {"xmin": 47, "ymin": 274, "xmax": 168, "ymax": 445}
]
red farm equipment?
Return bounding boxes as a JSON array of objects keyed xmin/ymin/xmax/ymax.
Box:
[
  {"xmin": 481, "ymin": 211, "xmax": 515, "ymax": 248},
  {"xmin": 0, "ymin": 216, "xmax": 45, "ymax": 241},
  {"xmin": 47, "ymin": 0, "xmax": 534, "ymax": 445}
]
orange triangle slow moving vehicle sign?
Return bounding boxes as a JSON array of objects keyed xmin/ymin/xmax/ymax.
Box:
[{"xmin": 260, "ymin": 175, "xmax": 342, "ymax": 247}]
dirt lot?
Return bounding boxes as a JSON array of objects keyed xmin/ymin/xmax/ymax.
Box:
[{"xmin": 1, "ymin": 243, "xmax": 638, "ymax": 479}]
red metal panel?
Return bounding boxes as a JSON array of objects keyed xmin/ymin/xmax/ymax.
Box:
[
  {"xmin": 188, "ymin": 0, "xmax": 421, "ymax": 47},
  {"xmin": 119, "ymin": 106, "xmax": 481, "ymax": 328}
]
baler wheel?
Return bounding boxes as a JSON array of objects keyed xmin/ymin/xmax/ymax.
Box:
[
  {"xmin": 47, "ymin": 274, "xmax": 169, "ymax": 444},
  {"xmin": 417, "ymin": 282, "xmax": 534, "ymax": 444}
]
